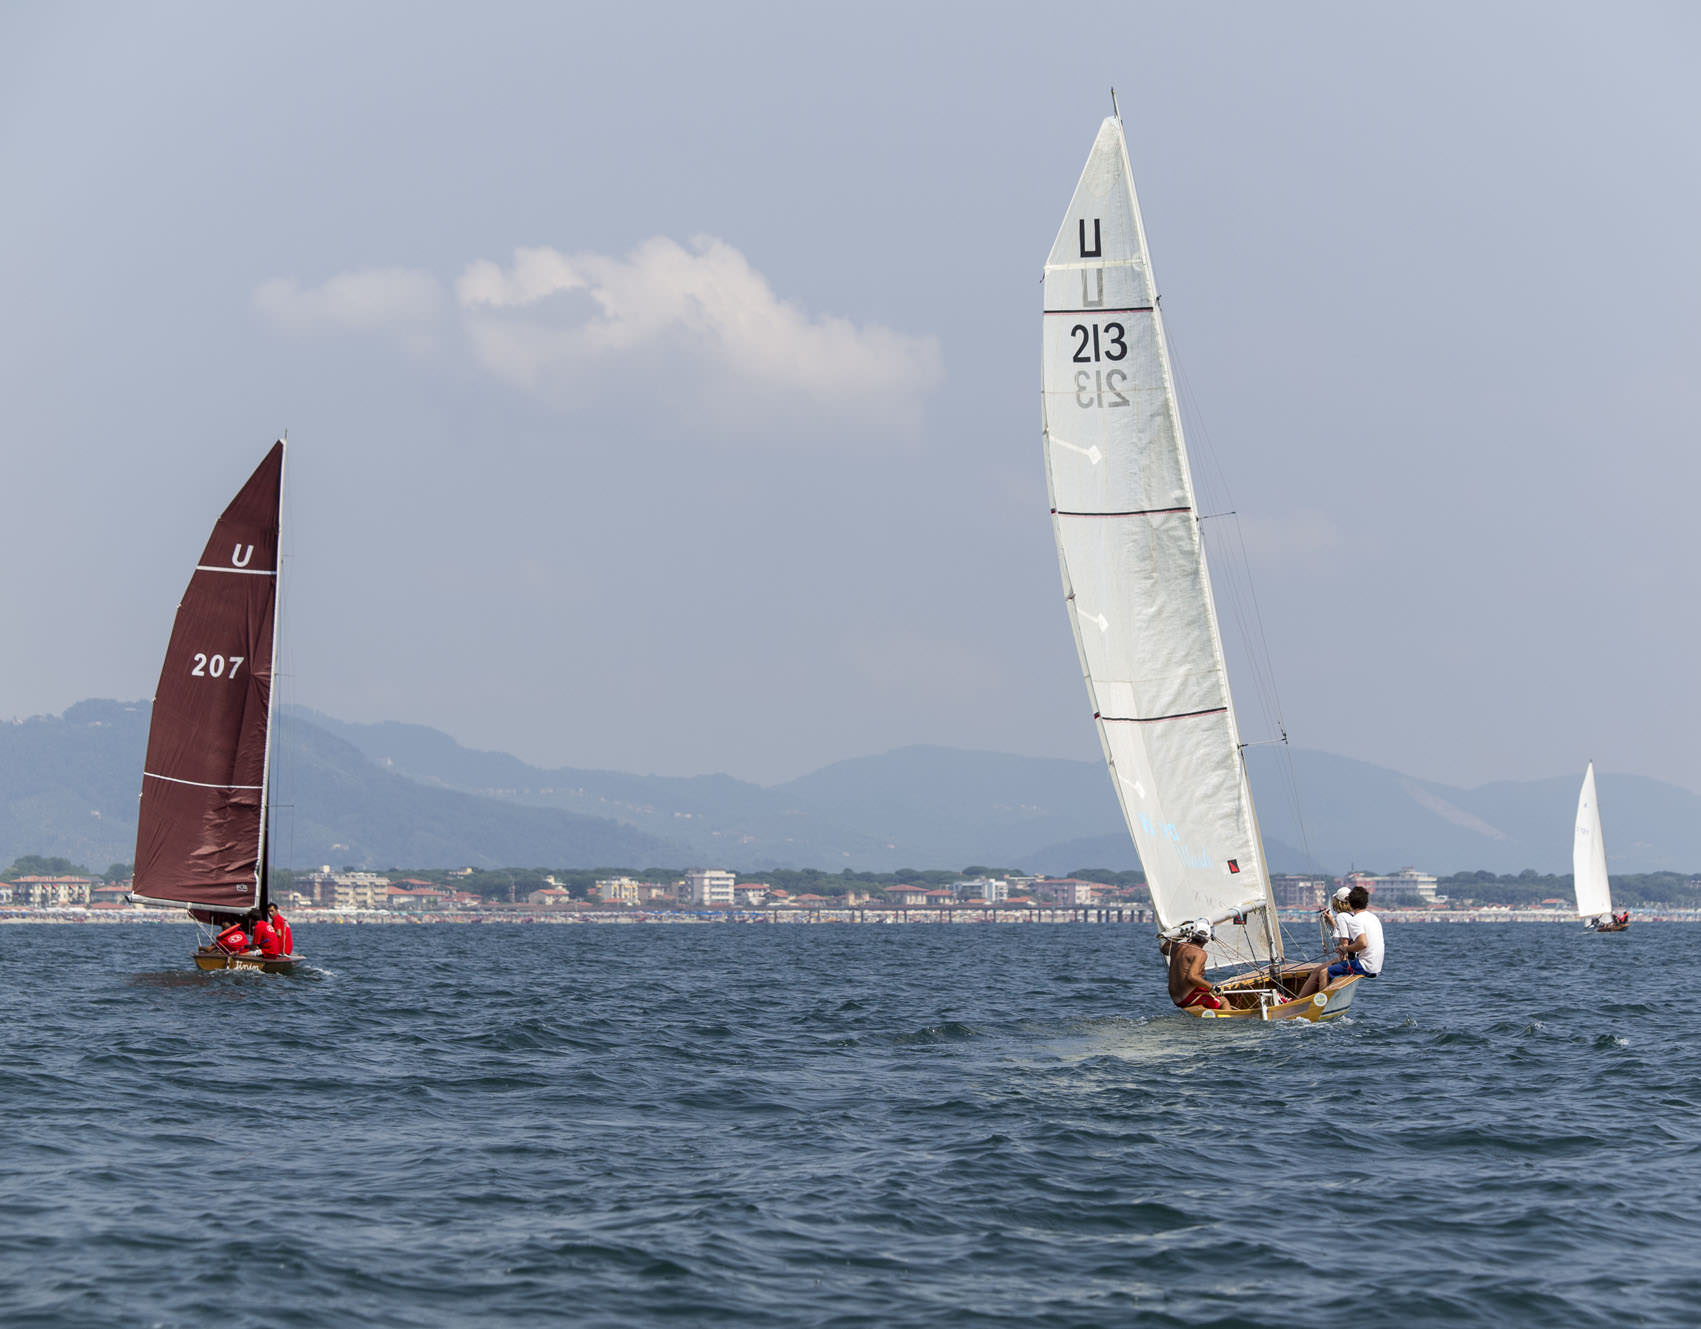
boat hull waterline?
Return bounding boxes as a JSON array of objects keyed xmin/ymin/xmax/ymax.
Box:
[
  {"xmin": 194, "ymin": 946, "xmax": 302, "ymax": 974},
  {"xmin": 1186, "ymin": 969, "xmax": 1361, "ymax": 1022}
]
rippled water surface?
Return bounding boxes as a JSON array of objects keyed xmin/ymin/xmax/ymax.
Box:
[{"xmin": 2, "ymin": 921, "xmax": 1698, "ymax": 1327}]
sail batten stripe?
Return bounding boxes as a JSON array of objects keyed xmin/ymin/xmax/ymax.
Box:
[
  {"xmin": 1096, "ymin": 707, "xmax": 1229, "ymax": 725},
  {"xmin": 143, "ymin": 771, "xmax": 265, "ymax": 791},
  {"xmin": 194, "ymin": 565, "xmax": 277, "ymax": 576},
  {"xmin": 1043, "ymin": 306, "xmax": 1154, "ymax": 316},
  {"xmin": 1054, "ymin": 506, "xmax": 1191, "ymax": 518}
]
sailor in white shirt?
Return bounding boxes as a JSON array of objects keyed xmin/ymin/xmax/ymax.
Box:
[{"xmin": 1298, "ymin": 884, "xmax": 1384, "ymax": 997}]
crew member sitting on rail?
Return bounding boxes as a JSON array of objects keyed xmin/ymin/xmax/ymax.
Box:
[
  {"xmin": 269, "ymin": 904, "xmax": 293, "ymax": 955},
  {"xmin": 250, "ymin": 913, "xmax": 284, "ymax": 959},
  {"xmin": 1297, "ymin": 885, "xmax": 1383, "ymax": 997},
  {"xmin": 1323, "ymin": 884, "xmax": 1353, "ymax": 946},
  {"xmin": 214, "ymin": 920, "xmax": 252, "ymax": 953},
  {"xmin": 1159, "ymin": 918, "xmax": 1223, "ymax": 1010}
]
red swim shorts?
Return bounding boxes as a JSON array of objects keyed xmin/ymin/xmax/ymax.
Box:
[{"xmin": 1180, "ymin": 988, "xmax": 1224, "ymax": 1010}]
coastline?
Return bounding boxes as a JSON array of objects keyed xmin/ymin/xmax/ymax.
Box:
[{"xmin": 4, "ymin": 906, "xmax": 1697, "ymax": 925}]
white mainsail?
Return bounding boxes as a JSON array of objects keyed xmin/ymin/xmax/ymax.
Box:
[
  {"xmin": 1573, "ymin": 762, "xmax": 1613, "ymax": 920},
  {"xmin": 1042, "ymin": 114, "xmax": 1279, "ymax": 971}
]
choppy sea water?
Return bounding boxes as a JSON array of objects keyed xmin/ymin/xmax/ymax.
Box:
[{"xmin": 2, "ymin": 921, "xmax": 1698, "ymax": 1328}]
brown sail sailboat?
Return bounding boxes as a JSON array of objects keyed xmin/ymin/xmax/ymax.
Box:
[{"xmin": 131, "ymin": 440, "xmax": 300, "ymax": 972}]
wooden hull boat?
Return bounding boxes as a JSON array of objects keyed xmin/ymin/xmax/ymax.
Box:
[
  {"xmin": 1185, "ymin": 967, "xmax": 1361, "ymax": 1022},
  {"xmin": 194, "ymin": 946, "xmax": 302, "ymax": 974},
  {"xmin": 1587, "ymin": 920, "xmax": 1630, "ymax": 933}
]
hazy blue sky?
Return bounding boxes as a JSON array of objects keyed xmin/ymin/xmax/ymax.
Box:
[{"xmin": 4, "ymin": 2, "xmax": 1698, "ymax": 790}]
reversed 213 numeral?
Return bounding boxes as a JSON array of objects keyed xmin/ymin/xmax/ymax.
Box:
[
  {"xmin": 1071, "ymin": 322, "xmax": 1127, "ymax": 363},
  {"xmin": 191, "ymin": 653, "xmax": 245, "ymax": 679},
  {"xmin": 1076, "ymin": 369, "xmax": 1129, "ymax": 409}
]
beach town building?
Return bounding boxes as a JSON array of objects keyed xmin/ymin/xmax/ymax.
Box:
[
  {"xmin": 385, "ymin": 884, "xmax": 445, "ymax": 912},
  {"xmin": 956, "ymin": 878, "xmax": 1011, "ymax": 904},
  {"xmin": 302, "ymin": 867, "xmax": 392, "ymax": 907},
  {"xmin": 10, "ymin": 875, "xmax": 96, "ymax": 906},
  {"xmin": 1348, "ymin": 868, "xmax": 1443, "ymax": 907},
  {"xmin": 683, "ymin": 869, "xmax": 736, "ymax": 907},
  {"xmin": 889, "ymin": 886, "xmax": 928, "ymax": 906},
  {"xmin": 527, "ymin": 886, "xmax": 575, "ymax": 908},
  {"xmin": 1271, "ymin": 876, "xmax": 1328, "ymax": 909},
  {"xmin": 594, "ymin": 876, "xmax": 645, "ymax": 904},
  {"xmin": 733, "ymin": 883, "xmax": 768, "ymax": 906},
  {"xmin": 1034, "ymin": 878, "xmax": 1100, "ymax": 906}
]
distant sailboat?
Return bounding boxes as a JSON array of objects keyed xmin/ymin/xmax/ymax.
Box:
[
  {"xmin": 1041, "ymin": 106, "xmax": 1356, "ymax": 1020},
  {"xmin": 1574, "ymin": 762, "xmax": 1628, "ymax": 932},
  {"xmin": 131, "ymin": 441, "xmax": 300, "ymax": 971}
]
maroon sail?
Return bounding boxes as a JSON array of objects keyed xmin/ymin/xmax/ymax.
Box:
[{"xmin": 132, "ymin": 441, "xmax": 284, "ymax": 913}]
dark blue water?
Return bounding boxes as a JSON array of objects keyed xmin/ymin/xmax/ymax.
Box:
[{"xmin": 2, "ymin": 922, "xmax": 1697, "ymax": 1327}]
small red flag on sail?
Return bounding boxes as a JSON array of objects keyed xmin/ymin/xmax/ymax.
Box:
[{"xmin": 1227, "ymin": 859, "xmax": 1240, "ymax": 874}]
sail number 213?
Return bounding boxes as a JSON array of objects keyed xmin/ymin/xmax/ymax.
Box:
[
  {"xmin": 190, "ymin": 653, "xmax": 244, "ymax": 679},
  {"xmin": 1070, "ymin": 321, "xmax": 1129, "ymax": 409}
]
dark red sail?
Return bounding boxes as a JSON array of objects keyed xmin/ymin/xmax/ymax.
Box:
[{"xmin": 132, "ymin": 441, "xmax": 284, "ymax": 913}]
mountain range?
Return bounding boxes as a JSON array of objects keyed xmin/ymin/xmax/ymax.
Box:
[{"xmin": 4, "ymin": 699, "xmax": 1700, "ymax": 877}]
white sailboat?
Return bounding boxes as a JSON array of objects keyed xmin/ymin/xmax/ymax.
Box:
[
  {"xmin": 1041, "ymin": 104, "xmax": 1357, "ymax": 1020},
  {"xmin": 1573, "ymin": 762, "xmax": 1628, "ymax": 931}
]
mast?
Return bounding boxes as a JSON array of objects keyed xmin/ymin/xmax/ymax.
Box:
[
  {"xmin": 255, "ymin": 438, "xmax": 285, "ymax": 917},
  {"xmin": 1118, "ymin": 114, "xmax": 1280, "ymax": 963}
]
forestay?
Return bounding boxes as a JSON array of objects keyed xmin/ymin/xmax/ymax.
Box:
[
  {"xmin": 1041, "ymin": 116, "xmax": 1277, "ymax": 970},
  {"xmin": 132, "ymin": 442, "xmax": 284, "ymax": 914},
  {"xmin": 1572, "ymin": 762, "xmax": 1613, "ymax": 919}
]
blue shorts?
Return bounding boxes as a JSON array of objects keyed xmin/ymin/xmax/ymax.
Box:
[{"xmin": 1327, "ymin": 956, "xmax": 1375, "ymax": 979}]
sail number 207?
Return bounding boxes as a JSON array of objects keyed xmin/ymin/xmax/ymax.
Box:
[
  {"xmin": 191, "ymin": 653, "xmax": 244, "ymax": 679},
  {"xmin": 1070, "ymin": 321, "xmax": 1129, "ymax": 409}
]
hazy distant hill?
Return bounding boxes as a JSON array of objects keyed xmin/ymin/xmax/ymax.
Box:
[
  {"xmin": 0, "ymin": 701, "xmax": 675, "ymax": 872},
  {"xmin": 281, "ymin": 709, "xmax": 1701, "ymax": 876},
  {"xmin": 1243, "ymin": 747, "xmax": 1701, "ymax": 878},
  {"xmin": 298, "ymin": 711, "xmax": 1128, "ymax": 871},
  {"xmin": 8, "ymin": 700, "xmax": 1701, "ymax": 876}
]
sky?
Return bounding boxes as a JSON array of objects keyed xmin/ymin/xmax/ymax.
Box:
[{"xmin": 3, "ymin": 1, "xmax": 1699, "ymax": 791}]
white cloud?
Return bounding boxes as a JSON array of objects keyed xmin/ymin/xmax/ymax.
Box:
[
  {"xmin": 456, "ymin": 236, "xmax": 943, "ymax": 436},
  {"xmin": 255, "ymin": 238, "xmax": 943, "ymax": 439},
  {"xmin": 254, "ymin": 268, "xmax": 445, "ymax": 345}
]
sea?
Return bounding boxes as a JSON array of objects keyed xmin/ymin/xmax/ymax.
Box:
[{"xmin": 2, "ymin": 921, "xmax": 1696, "ymax": 1328}]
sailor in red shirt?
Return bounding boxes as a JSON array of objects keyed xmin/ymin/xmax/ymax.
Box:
[
  {"xmin": 250, "ymin": 914, "xmax": 284, "ymax": 959},
  {"xmin": 268, "ymin": 904, "xmax": 293, "ymax": 956},
  {"xmin": 214, "ymin": 920, "xmax": 252, "ymax": 953}
]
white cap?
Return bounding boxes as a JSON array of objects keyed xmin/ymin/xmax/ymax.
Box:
[
  {"xmin": 1332, "ymin": 885, "xmax": 1352, "ymax": 901},
  {"xmin": 1189, "ymin": 917, "xmax": 1214, "ymax": 942}
]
